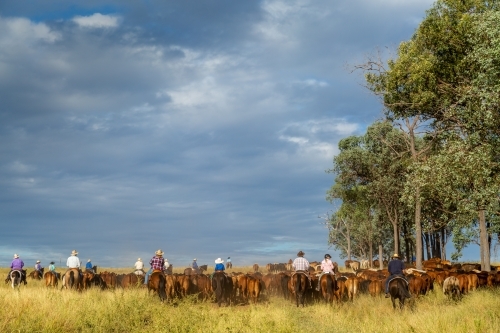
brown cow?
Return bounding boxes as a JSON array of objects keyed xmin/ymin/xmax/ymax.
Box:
[
  {"xmin": 368, "ymin": 279, "xmax": 383, "ymax": 297},
  {"xmin": 237, "ymin": 274, "xmax": 249, "ymax": 303},
  {"xmin": 253, "ymin": 264, "xmax": 259, "ymax": 272},
  {"xmin": 247, "ymin": 275, "xmax": 261, "ymax": 304},
  {"xmin": 408, "ymin": 275, "xmax": 424, "ymax": 297},
  {"xmin": 176, "ymin": 274, "xmax": 192, "ymax": 298},
  {"xmin": 344, "ymin": 277, "xmax": 359, "ymax": 302},
  {"xmin": 456, "ymin": 274, "xmax": 469, "ymax": 294}
]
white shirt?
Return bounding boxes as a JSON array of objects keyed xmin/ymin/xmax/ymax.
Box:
[
  {"xmin": 134, "ymin": 261, "xmax": 144, "ymax": 270},
  {"xmin": 164, "ymin": 261, "xmax": 170, "ymax": 269},
  {"xmin": 66, "ymin": 256, "xmax": 80, "ymax": 268}
]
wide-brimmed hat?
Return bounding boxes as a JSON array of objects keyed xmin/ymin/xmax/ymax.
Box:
[
  {"xmin": 71, "ymin": 250, "xmax": 78, "ymax": 256},
  {"xmin": 193, "ymin": 258, "xmax": 197, "ymax": 261},
  {"xmin": 137, "ymin": 258, "xmax": 142, "ymax": 261},
  {"xmin": 215, "ymin": 258, "xmax": 224, "ymax": 264},
  {"xmin": 13, "ymin": 254, "xmax": 19, "ymax": 259},
  {"xmin": 50, "ymin": 261, "xmax": 55, "ymax": 264},
  {"xmin": 297, "ymin": 251, "xmax": 305, "ymax": 257},
  {"xmin": 155, "ymin": 249, "xmax": 164, "ymax": 256},
  {"xmin": 88, "ymin": 259, "xmax": 91, "ymax": 262},
  {"xmin": 392, "ymin": 253, "xmax": 400, "ymax": 258},
  {"xmin": 36, "ymin": 260, "xmax": 41, "ymax": 263},
  {"xmin": 227, "ymin": 257, "xmax": 230, "ymax": 259}
]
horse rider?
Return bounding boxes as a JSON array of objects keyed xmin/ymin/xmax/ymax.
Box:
[
  {"xmin": 316, "ymin": 254, "xmax": 335, "ymax": 291},
  {"xmin": 292, "ymin": 250, "xmax": 312, "ymax": 288},
  {"xmin": 144, "ymin": 249, "xmax": 165, "ymax": 285},
  {"xmin": 85, "ymin": 259, "xmax": 94, "ymax": 273},
  {"xmin": 226, "ymin": 257, "xmax": 232, "ymax": 269},
  {"xmin": 35, "ymin": 260, "xmax": 44, "ymax": 276},
  {"xmin": 65, "ymin": 250, "xmax": 82, "ymax": 278},
  {"xmin": 5, "ymin": 253, "xmax": 25, "ymax": 282},
  {"xmin": 385, "ymin": 253, "xmax": 408, "ymax": 298},
  {"xmin": 164, "ymin": 258, "xmax": 170, "ymax": 274},
  {"xmin": 49, "ymin": 261, "xmax": 57, "ymax": 277},
  {"xmin": 134, "ymin": 258, "xmax": 145, "ymax": 275},
  {"xmin": 210, "ymin": 258, "xmax": 225, "ymax": 279},
  {"xmin": 192, "ymin": 258, "xmax": 198, "ymax": 272}
]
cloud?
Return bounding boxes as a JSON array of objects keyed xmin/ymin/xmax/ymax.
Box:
[{"xmin": 72, "ymin": 13, "xmax": 120, "ymax": 29}]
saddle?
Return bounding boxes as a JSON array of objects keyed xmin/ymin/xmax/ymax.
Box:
[
  {"xmin": 153, "ymin": 269, "xmax": 163, "ymax": 273},
  {"xmin": 388, "ymin": 275, "xmax": 408, "ymax": 286}
]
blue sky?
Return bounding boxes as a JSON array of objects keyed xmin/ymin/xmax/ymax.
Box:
[{"xmin": 3, "ymin": 0, "xmax": 484, "ymax": 268}]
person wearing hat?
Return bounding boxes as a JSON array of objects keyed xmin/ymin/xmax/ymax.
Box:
[
  {"xmin": 34, "ymin": 260, "xmax": 43, "ymax": 277},
  {"xmin": 292, "ymin": 251, "xmax": 312, "ymax": 288},
  {"xmin": 5, "ymin": 254, "xmax": 25, "ymax": 282},
  {"xmin": 49, "ymin": 261, "xmax": 57, "ymax": 277},
  {"xmin": 134, "ymin": 258, "xmax": 145, "ymax": 275},
  {"xmin": 85, "ymin": 259, "xmax": 94, "ymax": 273},
  {"xmin": 226, "ymin": 257, "xmax": 232, "ymax": 269},
  {"xmin": 66, "ymin": 250, "xmax": 80, "ymax": 269},
  {"xmin": 210, "ymin": 258, "xmax": 225, "ymax": 279},
  {"xmin": 384, "ymin": 253, "xmax": 407, "ymax": 298},
  {"xmin": 191, "ymin": 258, "xmax": 198, "ymax": 271},
  {"xmin": 144, "ymin": 249, "xmax": 165, "ymax": 285},
  {"xmin": 163, "ymin": 258, "xmax": 171, "ymax": 274},
  {"xmin": 316, "ymin": 254, "xmax": 337, "ymax": 291}
]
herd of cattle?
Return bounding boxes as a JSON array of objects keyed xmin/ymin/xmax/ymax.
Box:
[{"xmin": 7, "ymin": 257, "xmax": 499, "ymax": 307}]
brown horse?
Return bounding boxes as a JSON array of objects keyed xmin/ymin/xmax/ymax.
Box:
[
  {"xmin": 30, "ymin": 268, "xmax": 45, "ymax": 280},
  {"xmin": 291, "ymin": 271, "xmax": 309, "ymax": 307},
  {"xmin": 388, "ymin": 277, "xmax": 411, "ymax": 309},
  {"xmin": 212, "ymin": 272, "xmax": 231, "ymax": 307},
  {"xmin": 44, "ymin": 272, "xmax": 58, "ymax": 288},
  {"xmin": 62, "ymin": 268, "xmax": 82, "ymax": 291},
  {"xmin": 319, "ymin": 273, "xmax": 338, "ymax": 304},
  {"xmin": 148, "ymin": 271, "xmax": 167, "ymax": 302}
]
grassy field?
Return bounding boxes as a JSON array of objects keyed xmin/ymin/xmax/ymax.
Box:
[{"xmin": 1, "ymin": 266, "xmax": 500, "ymax": 333}]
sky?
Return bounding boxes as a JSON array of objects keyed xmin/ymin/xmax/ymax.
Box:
[{"xmin": 3, "ymin": 0, "xmax": 487, "ymax": 269}]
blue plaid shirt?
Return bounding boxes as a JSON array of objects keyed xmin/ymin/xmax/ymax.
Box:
[{"xmin": 150, "ymin": 256, "xmax": 165, "ymax": 271}]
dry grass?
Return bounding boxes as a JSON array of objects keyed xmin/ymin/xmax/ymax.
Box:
[{"xmin": 1, "ymin": 266, "xmax": 500, "ymax": 332}]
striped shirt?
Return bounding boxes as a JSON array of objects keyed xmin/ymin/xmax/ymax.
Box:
[{"xmin": 293, "ymin": 257, "xmax": 310, "ymax": 271}]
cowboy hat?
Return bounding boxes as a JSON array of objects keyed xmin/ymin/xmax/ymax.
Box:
[
  {"xmin": 13, "ymin": 254, "xmax": 19, "ymax": 259},
  {"xmin": 392, "ymin": 253, "xmax": 400, "ymax": 258},
  {"xmin": 88, "ymin": 259, "xmax": 91, "ymax": 262},
  {"xmin": 297, "ymin": 251, "xmax": 305, "ymax": 257},
  {"xmin": 155, "ymin": 249, "xmax": 164, "ymax": 256},
  {"xmin": 137, "ymin": 258, "xmax": 142, "ymax": 261},
  {"xmin": 50, "ymin": 261, "xmax": 54, "ymax": 264},
  {"xmin": 193, "ymin": 258, "xmax": 197, "ymax": 261},
  {"xmin": 215, "ymin": 258, "xmax": 224, "ymax": 264},
  {"xmin": 71, "ymin": 250, "xmax": 78, "ymax": 256},
  {"xmin": 36, "ymin": 260, "xmax": 41, "ymax": 263}
]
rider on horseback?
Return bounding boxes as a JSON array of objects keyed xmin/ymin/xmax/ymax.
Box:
[
  {"xmin": 34, "ymin": 260, "xmax": 44, "ymax": 278},
  {"xmin": 210, "ymin": 258, "xmax": 226, "ymax": 279},
  {"xmin": 49, "ymin": 261, "xmax": 57, "ymax": 276},
  {"xmin": 5, "ymin": 254, "xmax": 25, "ymax": 283},
  {"xmin": 65, "ymin": 250, "xmax": 82, "ymax": 279},
  {"xmin": 134, "ymin": 258, "xmax": 145, "ymax": 275},
  {"xmin": 315, "ymin": 254, "xmax": 336, "ymax": 291},
  {"xmin": 384, "ymin": 253, "xmax": 408, "ymax": 298},
  {"xmin": 292, "ymin": 251, "xmax": 312, "ymax": 288},
  {"xmin": 85, "ymin": 259, "xmax": 94, "ymax": 273},
  {"xmin": 144, "ymin": 249, "xmax": 165, "ymax": 285}
]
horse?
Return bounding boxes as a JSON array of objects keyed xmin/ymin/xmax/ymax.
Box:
[
  {"xmin": 212, "ymin": 271, "xmax": 230, "ymax": 307},
  {"xmin": 30, "ymin": 268, "xmax": 45, "ymax": 280},
  {"xmin": 148, "ymin": 271, "xmax": 167, "ymax": 302},
  {"xmin": 319, "ymin": 273, "xmax": 338, "ymax": 304},
  {"xmin": 82, "ymin": 270, "xmax": 97, "ymax": 289},
  {"xmin": 62, "ymin": 268, "xmax": 82, "ymax": 291},
  {"xmin": 8, "ymin": 270, "xmax": 27, "ymax": 288},
  {"xmin": 291, "ymin": 271, "xmax": 309, "ymax": 307},
  {"xmin": 44, "ymin": 271, "xmax": 59, "ymax": 288},
  {"xmin": 388, "ymin": 277, "xmax": 411, "ymax": 309}
]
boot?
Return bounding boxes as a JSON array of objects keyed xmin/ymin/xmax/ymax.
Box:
[{"xmin": 385, "ymin": 293, "xmax": 390, "ymax": 298}]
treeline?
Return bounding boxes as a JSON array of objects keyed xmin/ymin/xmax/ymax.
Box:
[{"xmin": 326, "ymin": 0, "xmax": 500, "ymax": 272}]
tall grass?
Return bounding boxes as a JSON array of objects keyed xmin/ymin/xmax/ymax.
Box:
[{"xmin": 1, "ymin": 267, "xmax": 500, "ymax": 332}]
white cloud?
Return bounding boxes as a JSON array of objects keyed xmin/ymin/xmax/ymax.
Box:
[
  {"xmin": 0, "ymin": 17, "xmax": 61, "ymax": 45},
  {"xmin": 9, "ymin": 161, "xmax": 35, "ymax": 173},
  {"xmin": 72, "ymin": 13, "xmax": 120, "ymax": 29}
]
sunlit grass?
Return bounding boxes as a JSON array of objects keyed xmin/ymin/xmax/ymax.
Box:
[{"xmin": 1, "ymin": 266, "xmax": 500, "ymax": 332}]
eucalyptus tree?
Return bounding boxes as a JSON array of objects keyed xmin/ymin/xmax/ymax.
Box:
[{"xmin": 362, "ymin": 0, "xmax": 500, "ymax": 270}]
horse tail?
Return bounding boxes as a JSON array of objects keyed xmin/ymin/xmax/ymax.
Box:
[
  {"xmin": 69, "ymin": 271, "xmax": 75, "ymax": 289},
  {"xmin": 326, "ymin": 275, "xmax": 332, "ymax": 302},
  {"xmin": 215, "ymin": 274, "xmax": 223, "ymax": 304},
  {"xmin": 158, "ymin": 274, "xmax": 167, "ymax": 302}
]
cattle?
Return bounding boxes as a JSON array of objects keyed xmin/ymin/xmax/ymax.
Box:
[
  {"xmin": 253, "ymin": 264, "xmax": 259, "ymax": 272},
  {"xmin": 456, "ymin": 274, "xmax": 469, "ymax": 294},
  {"xmin": 344, "ymin": 277, "xmax": 359, "ymax": 301},
  {"xmin": 247, "ymin": 275, "xmax": 261, "ymax": 304},
  {"xmin": 443, "ymin": 276, "xmax": 460, "ymax": 300},
  {"xmin": 237, "ymin": 274, "xmax": 249, "ymax": 303},
  {"xmin": 349, "ymin": 261, "xmax": 360, "ymax": 272},
  {"xmin": 368, "ymin": 279, "xmax": 383, "ymax": 297},
  {"xmin": 360, "ymin": 259, "xmax": 369, "ymax": 269},
  {"xmin": 335, "ymin": 276, "xmax": 347, "ymax": 302},
  {"xmin": 100, "ymin": 271, "xmax": 117, "ymax": 289},
  {"xmin": 407, "ymin": 275, "xmax": 425, "ymax": 297}
]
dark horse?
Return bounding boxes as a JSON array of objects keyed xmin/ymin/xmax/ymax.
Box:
[
  {"xmin": 30, "ymin": 268, "xmax": 45, "ymax": 280},
  {"xmin": 291, "ymin": 271, "xmax": 309, "ymax": 307},
  {"xmin": 212, "ymin": 271, "xmax": 231, "ymax": 307},
  {"xmin": 8, "ymin": 270, "xmax": 27, "ymax": 289},
  {"xmin": 319, "ymin": 273, "xmax": 338, "ymax": 304},
  {"xmin": 388, "ymin": 277, "xmax": 411, "ymax": 309},
  {"xmin": 148, "ymin": 271, "xmax": 167, "ymax": 302}
]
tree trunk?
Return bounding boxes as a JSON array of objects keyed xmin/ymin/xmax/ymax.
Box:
[
  {"xmin": 415, "ymin": 188, "xmax": 423, "ymax": 269},
  {"xmin": 479, "ymin": 209, "xmax": 490, "ymax": 271},
  {"xmin": 379, "ymin": 244, "xmax": 384, "ymax": 269},
  {"xmin": 424, "ymin": 232, "xmax": 431, "ymax": 260}
]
